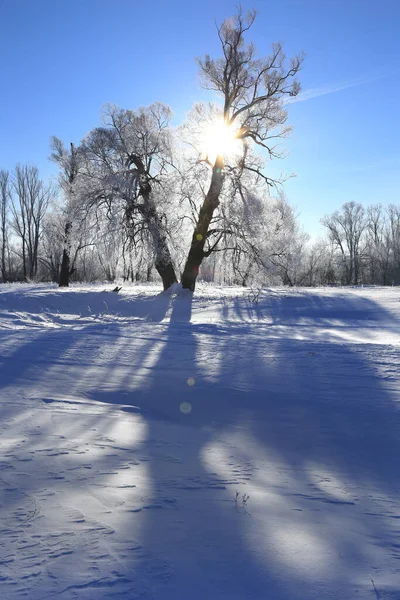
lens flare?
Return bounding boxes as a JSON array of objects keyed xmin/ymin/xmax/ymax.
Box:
[{"xmin": 180, "ymin": 402, "xmax": 192, "ymax": 414}]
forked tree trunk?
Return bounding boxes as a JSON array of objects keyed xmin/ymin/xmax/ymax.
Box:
[
  {"xmin": 181, "ymin": 157, "xmax": 224, "ymax": 291},
  {"xmin": 150, "ymin": 214, "xmax": 178, "ymax": 290},
  {"xmin": 139, "ymin": 186, "xmax": 178, "ymax": 291},
  {"xmin": 126, "ymin": 154, "xmax": 178, "ymax": 291}
]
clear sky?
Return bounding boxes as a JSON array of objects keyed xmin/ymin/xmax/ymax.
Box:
[{"xmin": 0, "ymin": 0, "xmax": 399, "ymax": 237}]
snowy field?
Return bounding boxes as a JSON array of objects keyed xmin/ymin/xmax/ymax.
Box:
[{"xmin": 0, "ymin": 282, "xmax": 400, "ymax": 600}]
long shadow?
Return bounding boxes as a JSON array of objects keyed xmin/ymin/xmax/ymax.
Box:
[
  {"xmin": 2, "ymin": 289, "xmax": 400, "ymax": 598},
  {"xmin": 223, "ymin": 287, "xmax": 400, "ymax": 327},
  {"xmin": 124, "ymin": 293, "xmax": 283, "ymax": 599},
  {"xmin": 114, "ymin": 290, "xmax": 400, "ymax": 598},
  {"xmin": 0, "ymin": 285, "xmax": 172, "ymax": 328},
  {"xmin": 0, "ymin": 287, "xmax": 176, "ymax": 599},
  {"xmin": 0, "ymin": 328, "xmax": 80, "ymax": 415}
]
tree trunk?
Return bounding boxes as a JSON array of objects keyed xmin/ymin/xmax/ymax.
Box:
[
  {"xmin": 1, "ymin": 238, "xmax": 6, "ymax": 283},
  {"xmin": 354, "ymin": 256, "xmax": 359, "ymax": 285},
  {"xmin": 128, "ymin": 155, "xmax": 178, "ymax": 291},
  {"xmin": 1, "ymin": 206, "xmax": 6, "ymax": 283},
  {"xmin": 140, "ymin": 187, "xmax": 177, "ymax": 291},
  {"xmin": 181, "ymin": 158, "xmax": 224, "ymax": 291},
  {"xmin": 22, "ymin": 239, "xmax": 27, "ymax": 280},
  {"xmin": 59, "ymin": 248, "xmax": 71, "ymax": 287},
  {"xmin": 151, "ymin": 223, "xmax": 178, "ymax": 290},
  {"xmin": 59, "ymin": 222, "xmax": 72, "ymax": 287}
]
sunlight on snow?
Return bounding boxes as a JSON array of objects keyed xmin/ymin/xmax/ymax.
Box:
[
  {"xmin": 200, "ymin": 433, "xmax": 333, "ymax": 578},
  {"xmin": 107, "ymin": 418, "xmax": 147, "ymax": 446},
  {"xmin": 0, "ymin": 402, "xmax": 151, "ymax": 542},
  {"xmin": 112, "ymin": 337, "xmax": 167, "ymax": 392},
  {"xmin": 306, "ymin": 462, "xmax": 357, "ymax": 503},
  {"xmin": 271, "ymin": 526, "xmax": 330, "ymax": 574},
  {"xmin": 200, "ymin": 435, "xmax": 296, "ymax": 511},
  {"xmin": 25, "ymin": 334, "xmax": 168, "ymax": 398}
]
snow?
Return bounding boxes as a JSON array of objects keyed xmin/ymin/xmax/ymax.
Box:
[{"xmin": 1, "ymin": 283, "xmax": 400, "ymax": 599}]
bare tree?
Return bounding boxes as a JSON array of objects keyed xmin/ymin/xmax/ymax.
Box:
[
  {"xmin": 387, "ymin": 204, "xmax": 400, "ymax": 284},
  {"xmin": 364, "ymin": 205, "xmax": 391, "ymax": 285},
  {"xmin": 321, "ymin": 201, "xmax": 367, "ymax": 285},
  {"xmin": 11, "ymin": 165, "xmax": 53, "ymax": 280},
  {"xmin": 0, "ymin": 170, "xmax": 11, "ymax": 282},
  {"xmin": 180, "ymin": 8, "xmax": 303, "ymax": 290}
]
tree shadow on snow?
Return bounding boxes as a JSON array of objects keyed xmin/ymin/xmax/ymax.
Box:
[
  {"xmin": 113, "ymin": 290, "xmax": 400, "ymax": 599},
  {"xmin": 1, "ymin": 290, "xmax": 400, "ymax": 599}
]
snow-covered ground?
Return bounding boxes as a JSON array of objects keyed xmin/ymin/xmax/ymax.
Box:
[{"xmin": 0, "ymin": 283, "xmax": 399, "ymax": 599}]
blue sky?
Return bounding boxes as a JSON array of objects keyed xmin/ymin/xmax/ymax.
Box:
[{"xmin": 0, "ymin": 0, "xmax": 399, "ymax": 237}]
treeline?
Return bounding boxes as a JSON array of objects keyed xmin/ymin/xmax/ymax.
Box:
[
  {"xmin": 0, "ymin": 157, "xmax": 306, "ymax": 287},
  {"xmin": 1, "ymin": 161, "xmax": 398, "ymax": 288},
  {"xmin": 283, "ymin": 202, "xmax": 400, "ymax": 287}
]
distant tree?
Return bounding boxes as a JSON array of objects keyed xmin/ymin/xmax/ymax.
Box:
[
  {"xmin": 0, "ymin": 169, "xmax": 11, "ymax": 282},
  {"xmin": 363, "ymin": 205, "xmax": 391, "ymax": 285},
  {"xmin": 180, "ymin": 8, "xmax": 303, "ymax": 290},
  {"xmin": 40, "ymin": 210, "xmax": 64, "ymax": 282},
  {"xmin": 387, "ymin": 204, "xmax": 400, "ymax": 284},
  {"xmin": 50, "ymin": 138, "xmax": 83, "ymax": 287},
  {"xmin": 321, "ymin": 201, "xmax": 367, "ymax": 285},
  {"xmin": 263, "ymin": 192, "xmax": 309, "ymax": 286},
  {"xmin": 296, "ymin": 238, "xmax": 338, "ymax": 286},
  {"xmin": 11, "ymin": 165, "xmax": 53, "ymax": 280}
]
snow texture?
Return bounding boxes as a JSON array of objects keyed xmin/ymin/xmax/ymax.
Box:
[{"xmin": 0, "ymin": 282, "xmax": 400, "ymax": 599}]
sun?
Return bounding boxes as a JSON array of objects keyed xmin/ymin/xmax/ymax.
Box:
[{"xmin": 200, "ymin": 119, "xmax": 242, "ymax": 164}]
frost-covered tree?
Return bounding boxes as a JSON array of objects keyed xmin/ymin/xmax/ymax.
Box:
[
  {"xmin": 50, "ymin": 138, "xmax": 88, "ymax": 287},
  {"xmin": 265, "ymin": 193, "xmax": 309, "ymax": 286},
  {"xmin": 182, "ymin": 181, "xmax": 307, "ymax": 287},
  {"xmin": 321, "ymin": 202, "xmax": 367, "ymax": 285},
  {"xmin": 78, "ymin": 103, "xmax": 179, "ymax": 290},
  {"xmin": 180, "ymin": 8, "xmax": 303, "ymax": 290}
]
